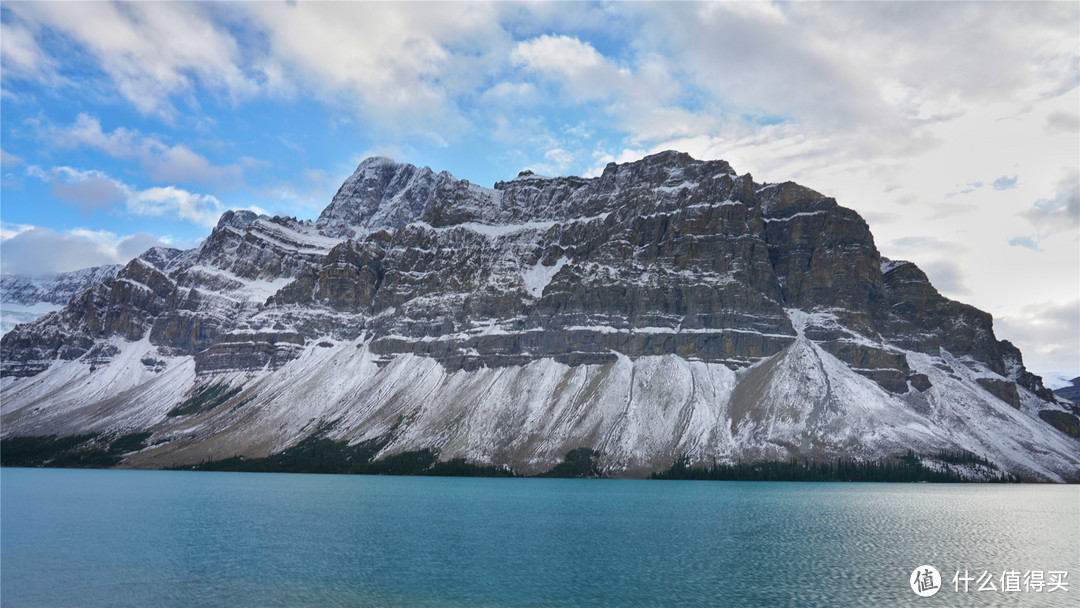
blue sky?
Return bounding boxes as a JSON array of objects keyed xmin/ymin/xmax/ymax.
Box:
[{"xmin": 1, "ymin": 1, "xmax": 1077, "ymax": 384}]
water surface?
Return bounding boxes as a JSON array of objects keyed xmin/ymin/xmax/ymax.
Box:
[{"xmin": 2, "ymin": 469, "xmax": 1076, "ymax": 607}]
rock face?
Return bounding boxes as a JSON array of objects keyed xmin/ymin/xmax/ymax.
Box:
[
  {"xmin": 2, "ymin": 152, "xmax": 1078, "ymax": 480},
  {"xmin": 1, "ymin": 264, "xmax": 125, "ymax": 336}
]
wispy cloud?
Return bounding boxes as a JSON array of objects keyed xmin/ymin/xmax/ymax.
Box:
[
  {"xmin": 0, "ymin": 149, "xmax": 24, "ymax": 169},
  {"xmin": 4, "ymin": 2, "xmax": 257, "ymax": 118},
  {"xmin": 26, "ymin": 164, "xmax": 257, "ymax": 227},
  {"xmin": 48, "ymin": 114, "xmax": 247, "ymax": 188}
]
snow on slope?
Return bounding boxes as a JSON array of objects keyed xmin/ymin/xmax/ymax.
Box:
[
  {"xmin": 7, "ymin": 323, "xmax": 1077, "ymax": 480},
  {"xmin": 0, "ymin": 337, "xmax": 195, "ymax": 435}
]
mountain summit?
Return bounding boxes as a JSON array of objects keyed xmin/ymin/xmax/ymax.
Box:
[{"xmin": 2, "ymin": 152, "xmax": 1077, "ymax": 479}]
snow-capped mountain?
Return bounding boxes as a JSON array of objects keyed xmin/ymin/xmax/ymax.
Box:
[
  {"xmin": 2, "ymin": 152, "xmax": 1077, "ymax": 479},
  {"xmin": 0, "ymin": 248, "xmax": 192, "ymax": 337},
  {"xmin": 1, "ymin": 265, "xmax": 124, "ymax": 335}
]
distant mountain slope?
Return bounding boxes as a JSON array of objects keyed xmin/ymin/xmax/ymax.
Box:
[
  {"xmin": 1055, "ymin": 378, "xmax": 1080, "ymax": 403},
  {"xmin": 0, "ymin": 248, "xmax": 191, "ymax": 336},
  {"xmin": 1, "ymin": 265, "xmax": 123, "ymax": 335},
  {"xmin": 2, "ymin": 152, "xmax": 1077, "ymax": 480}
]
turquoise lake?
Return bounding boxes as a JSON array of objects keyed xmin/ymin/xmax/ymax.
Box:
[{"xmin": 2, "ymin": 468, "xmax": 1077, "ymax": 607}]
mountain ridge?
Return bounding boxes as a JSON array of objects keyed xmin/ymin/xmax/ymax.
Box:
[{"xmin": 2, "ymin": 151, "xmax": 1077, "ymax": 480}]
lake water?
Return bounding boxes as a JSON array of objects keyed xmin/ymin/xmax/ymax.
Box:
[{"xmin": 2, "ymin": 469, "xmax": 1077, "ymax": 607}]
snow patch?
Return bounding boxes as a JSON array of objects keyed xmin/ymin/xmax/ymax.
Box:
[
  {"xmin": 521, "ymin": 257, "xmax": 568, "ymax": 298},
  {"xmin": 880, "ymin": 258, "xmax": 908, "ymax": 274}
]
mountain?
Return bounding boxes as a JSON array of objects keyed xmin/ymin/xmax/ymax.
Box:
[
  {"xmin": 0, "ymin": 248, "xmax": 192, "ymax": 337},
  {"xmin": 1055, "ymin": 378, "xmax": 1080, "ymax": 404},
  {"xmin": 1, "ymin": 265, "xmax": 124, "ymax": 335},
  {"xmin": 2, "ymin": 152, "xmax": 1077, "ymax": 480}
]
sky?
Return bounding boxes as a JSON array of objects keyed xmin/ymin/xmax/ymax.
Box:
[{"xmin": 0, "ymin": 1, "xmax": 1077, "ymax": 386}]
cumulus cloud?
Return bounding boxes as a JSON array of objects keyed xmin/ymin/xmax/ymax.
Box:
[
  {"xmin": 0, "ymin": 222, "xmax": 34, "ymax": 241},
  {"xmin": 127, "ymin": 186, "xmax": 229, "ymax": 227},
  {"xmin": 0, "ymin": 224, "xmax": 174, "ymax": 276},
  {"xmin": 511, "ymin": 34, "xmax": 628, "ymax": 101},
  {"xmin": 5, "ymin": 3, "xmax": 528, "ymax": 141},
  {"xmin": 26, "ymin": 166, "xmax": 131, "ymax": 213},
  {"xmin": 27, "ymin": 164, "xmax": 233, "ymax": 227},
  {"xmin": 50, "ymin": 171, "xmax": 127, "ymax": 211}
]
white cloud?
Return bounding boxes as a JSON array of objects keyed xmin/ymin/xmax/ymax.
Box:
[
  {"xmin": 7, "ymin": 3, "xmax": 525, "ymax": 140},
  {"xmin": 0, "ymin": 225, "xmax": 174, "ymax": 276},
  {"xmin": 638, "ymin": 3, "xmax": 886, "ymax": 131},
  {"xmin": 53, "ymin": 113, "xmax": 141, "ymax": 157},
  {"xmin": 523, "ymin": 147, "xmax": 579, "ymax": 177},
  {"xmin": 127, "ymin": 186, "xmax": 228, "ymax": 228},
  {"xmin": 482, "ymin": 81, "xmax": 538, "ymax": 103},
  {"xmin": 26, "ymin": 165, "xmax": 130, "ymax": 212},
  {"xmin": 27, "ymin": 164, "xmax": 238, "ymax": 228},
  {"xmin": 0, "ymin": 222, "xmax": 34, "ymax": 242},
  {"xmin": 511, "ymin": 34, "xmax": 627, "ymax": 100}
]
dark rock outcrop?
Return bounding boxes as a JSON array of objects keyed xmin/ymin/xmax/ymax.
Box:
[{"xmin": 1039, "ymin": 410, "xmax": 1080, "ymax": 438}]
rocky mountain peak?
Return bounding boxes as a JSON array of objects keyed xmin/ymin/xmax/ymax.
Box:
[
  {"xmin": 2, "ymin": 151, "xmax": 1076, "ymax": 480},
  {"xmin": 316, "ymin": 158, "xmax": 458, "ymax": 237},
  {"xmin": 214, "ymin": 209, "xmax": 265, "ymax": 233}
]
